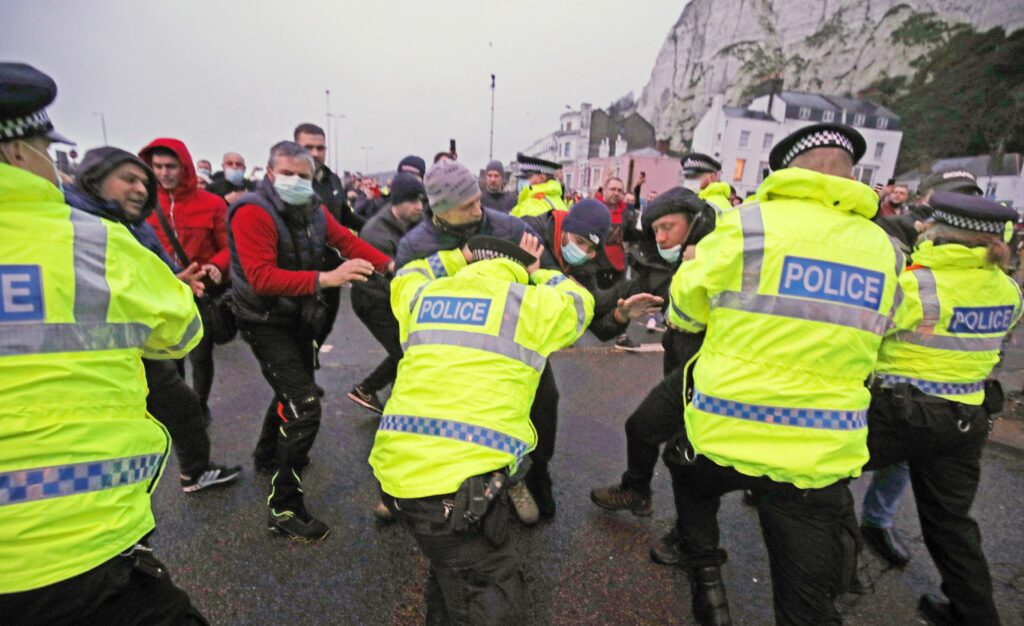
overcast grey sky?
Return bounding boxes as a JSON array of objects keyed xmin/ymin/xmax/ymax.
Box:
[{"xmin": 1, "ymin": 0, "xmax": 684, "ymax": 175}]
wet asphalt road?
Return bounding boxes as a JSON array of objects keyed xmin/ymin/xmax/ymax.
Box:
[{"xmin": 150, "ymin": 292, "xmax": 1024, "ymax": 625}]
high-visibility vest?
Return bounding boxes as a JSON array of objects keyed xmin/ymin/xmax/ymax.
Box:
[
  {"xmin": 700, "ymin": 181, "xmax": 733, "ymax": 215},
  {"xmin": 669, "ymin": 167, "xmax": 902, "ymax": 488},
  {"xmin": 876, "ymin": 240, "xmax": 1022, "ymax": 405},
  {"xmin": 0, "ymin": 164, "xmax": 202, "ymax": 593},
  {"xmin": 511, "ymin": 180, "xmax": 568, "ymax": 218},
  {"xmin": 369, "ymin": 250, "xmax": 593, "ymax": 499}
]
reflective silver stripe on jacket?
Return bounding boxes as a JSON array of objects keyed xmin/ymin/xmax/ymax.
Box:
[
  {"xmin": 876, "ymin": 373, "xmax": 985, "ymax": 396},
  {"xmin": 378, "ymin": 415, "xmax": 531, "ymax": 462},
  {"xmin": 395, "ymin": 267, "xmax": 430, "ymax": 280},
  {"xmin": 891, "ymin": 331, "xmax": 1004, "ymax": 352},
  {"xmin": 403, "ymin": 283, "xmax": 547, "ymax": 371},
  {"xmin": 739, "ymin": 204, "xmax": 764, "ymax": 293},
  {"xmin": 915, "ymin": 268, "xmax": 940, "ymax": 326},
  {"xmin": 70, "ymin": 209, "xmax": 111, "ymax": 321},
  {"xmin": 671, "ymin": 300, "xmax": 706, "ymax": 331},
  {"xmin": 0, "ymin": 453, "xmax": 165, "ymax": 506},
  {"xmin": 712, "ymin": 291, "xmax": 891, "ymax": 335}
]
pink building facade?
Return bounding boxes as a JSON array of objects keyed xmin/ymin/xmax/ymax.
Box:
[{"xmin": 561, "ymin": 148, "xmax": 681, "ymax": 197}]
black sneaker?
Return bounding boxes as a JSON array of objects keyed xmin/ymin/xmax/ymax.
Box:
[
  {"xmin": 181, "ymin": 463, "xmax": 242, "ymax": 493},
  {"xmin": 650, "ymin": 528, "xmax": 683, "ymax": 566},
  {"xmin": 268, "ymin": 508, "xmax": 330, "ymax": 542},
  {"xmin": 590, "ymin": 483, "xmax": 653, "ymax": 516},
  {"xmin": 614, "ymin": 335, "xmax": 642, "ymax": 352},
  {"xmin": 347, "ymin": 385, "xmax": 384, "ymax": 414}
]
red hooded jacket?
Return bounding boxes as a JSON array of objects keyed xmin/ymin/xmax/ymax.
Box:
[{"xmin": 140, "ymin": 138, "xmax": 230, "ymax": 273}]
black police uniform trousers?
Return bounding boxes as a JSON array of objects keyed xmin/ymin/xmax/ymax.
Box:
[
  {"xmin": 351, "ymin": 286, "xmax": 403, "ymax": 394},
  {"xmin": 175, "ymin": 309, "xmax": 216, "ymax": 420},
  {"xmin": 382, "ymin": 491, "xmax": 524, "ymax": 625},
  {"xmin": 525, "ymin": 363, "xmax": 558, "ymax": 487},
  {"xmin": 0, "ymin": 543, "xmax": 207, "ymax": 625},
  {"xmin": 240, "ymin": 321, "xmax": 322, "ymax": 512},
  {"xmin": 620, "ymin": 329, "xmax": 703, "ymax": 495},
  {"xmin": 143, "ymin": 358, "xmax": 211, "ymax": 478},
  {"xmin": 865, "ymin": 387, "xmax": 998, "ymax": 625},
  {"xmin": 664, "ymin": 431, "xmax": 858, "ymax": 625}
]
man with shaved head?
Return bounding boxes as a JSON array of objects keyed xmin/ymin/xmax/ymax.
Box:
[{"xmin": 207, "ymin": 151, "xmax": 254, "ymax": 203}]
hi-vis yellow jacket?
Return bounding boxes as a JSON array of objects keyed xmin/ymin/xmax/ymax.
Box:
[
  {"xmin": 511, "ymin": 180, "xmax": 568, "ymax": 218},
  {"xmin": 876, "ymin": 240, "xmax": 1022, "ymax": 405},
  {"xmin": 669, "ymin": 167, "xmax": 902, "ymax": 489},
  {"xmin": 700, "ymin": 181, "xmax": 733, "ymax": 216},
  {"xmin": 0, "ymin": 164, "xmax": 202, "ymax": 593},
  {"xmin": 369, "ymin": 250, "xmax": 593, "ymax": 498}
]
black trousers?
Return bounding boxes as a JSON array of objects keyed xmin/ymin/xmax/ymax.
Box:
[
  {"xmin": 143, "ymin": 358, "xmax": 210, "ymax": 478},
  {"xmin": 620, "ymin": 329, "xmax": 703, "ymax": 494},
  {"xmin": 0, "ymin": 546, "xmax": 207, "ymax": 625},
  {"xmin": 315, "ymin": 285, "xmax": 342, "ymax": 354},
  {"xmin": 865, "ymin": 388, "xmax": 998, "ymax": 625},
  {"xmin": 351, "ymin": 287, "xmax": 403, "ymax": 393},
  {"xmin": 240, "ymin": 322, "xmax": 321, "ymax": 512},
  {"xmin": 525, "ymin": 363, "xmax": 558, "ymax": 482},
  {"xmin": 382, "ymin": 492, "xmax": 524, "ymax": 625},
  {"xmin": 175, "ymin": 319, "xmax": 215, "ymax": 418},
  {"xmin": 664, "ymin": 437, "xmax": 857, "ymax": 625}
]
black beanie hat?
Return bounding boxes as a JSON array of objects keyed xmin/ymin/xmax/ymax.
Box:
[
  {"xmin": 641, "ymin": 186, "xmax": 716, "ymax": 246},
  {"xmin": 397, "ymin": 155, "xmax": 426, "ymax": 178},
  {"xmin": 389, "ymin": 172, "xmax": 426, "ymax": 205},
  {"xmin": 562, "ymin": 198, "xmax": 611, "ymax": 247}
]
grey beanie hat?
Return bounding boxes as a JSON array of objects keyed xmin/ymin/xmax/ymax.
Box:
[
  {"xmin": 485, "ymin": 160, "xmax": 505, "ymax": 176},
  {"xmin": 425, "ymin": 160, "xmax": 480, "ymax": 214}
]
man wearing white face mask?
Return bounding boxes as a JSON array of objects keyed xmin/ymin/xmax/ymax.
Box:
[
  {"xmin": 228, "ymin": 141, "xmax": 394, "ymax": 542},
  {"xmin": 207, "ymin": 151, "xmax": 254, "ymax": 204},
  {"xmin": 680, "ymin": 153, "xmax": 732, "ymax": 215}
]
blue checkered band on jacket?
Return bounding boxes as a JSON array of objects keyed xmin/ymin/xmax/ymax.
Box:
[
  {"xmin": 782, "ymin": 130, "xmax": 855, "ymax": 168},
  {"xmin": 0, "ymin": 109, "xmax": 51, "ymax": 140},
  {"xmin": 876, "ymin": 373, "xmax": 985, "ymax": 396},
  {"xmin": 379, "ymin": 414, "xmax": 531, "ymax": 462},
  {"xmin": 931, "ymin": 209, "xmax": 1005, "ymax": 234},
  {"xmin": 692, "ymin": 391, "xmax": 867, "ymax": 430},
  {"xmin": 426, "ymin": 253, "xmax": 447, "ymax": 278},
  {"xmin": 544, "ymin": 274, "xmax": 566, "ymax": 287},
  {"xmin": 0, "ymin": 453, "xmax": 164, "ymax": 506}
]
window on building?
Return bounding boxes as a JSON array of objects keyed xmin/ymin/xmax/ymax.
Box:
[
  {"xmin": 733, "ymin": 158, "xmax": 746, "ymax": 182},
  {"xmin": 565, "ymin": 173, "xmax": 573, "ymax": 189},
  {"xmin": 566, "ymin": 121, "xmax": 572, "ymax": 131},
  {"xmin": 798, "ymin": 107, "xmax": 811, "ymax": 120},
  {"xmin": 563, "ymin": 143, "xmax": 571, "ymax": 157},
  {"xmin": 853, "ymin": 113, "xmax": 866, "ymax": 126},
  {"xmin": 876, "ymin": 117, "xmax": 889, "ymax": 130},
  {"xmin": 874, "ymin": 142, "xmax": 885, "ymax": 159},
  {"xmin": 762, "ymin": 133, "xmax": 774, "ymax": 149},
  {"xmin": 739, "ymin": 130, "xmax": 751, "ymax": 148},
  {"xmin": 822, "ymin": 110, "xmax": 835, "ymax": 122},
  {"xmin": 852, "ymin": 165, "xmax": 876, "ymax": 186},
  {"xmin": 592, "ymin": 168, "xmax": 602, "ymax": 186},
  {"xmin": 758, "ymin": 161, "xmax": 770, "ymax": 182}
]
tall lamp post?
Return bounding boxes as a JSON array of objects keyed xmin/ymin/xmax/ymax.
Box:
[
  {"xmin": 327, "ymin": 112, "xmax": 346, "ymax": 173},
  {"xmin": 360, "ymin": 146, "xmax": 373, "ymax": 173},
  {"xmin": 489, "ymin": 74, "xmax": 496, "ymax": 160},
  {"xmin": 92, "ymin": 112, "xmax": 107, "ymax": 145}
]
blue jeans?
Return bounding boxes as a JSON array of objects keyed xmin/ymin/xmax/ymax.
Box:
[{"xmin": 861, "ymin": 462, "xmax": 911, "ymax": 528}]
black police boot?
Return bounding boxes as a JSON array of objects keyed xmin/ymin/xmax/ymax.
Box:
[
  {"xmin": 650, "ymin": 528, "xmax": 683, "ymax": 566},
  {"xmin": 861, "ymin": 525, "xmax": 911, "ymax": 567},
  {"xmin": 525, "ymin": 470, "xmax": 555, "ymax": 520},
  {"xmin": 689, "ymin": 566, "xmax": 732, "ymax": 626},
  {"xmin": 917, "ymin": 593, "xmax": 959, "ymax": 626}
]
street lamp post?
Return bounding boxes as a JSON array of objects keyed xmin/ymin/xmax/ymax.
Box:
[
  {"xmin": 328, "ymin": 112, "xmax": 346, "ymax": 173},
  {"xmin": 489, "ymin": 74, "xmax": 496, "ymax": 160},
  {"xmin": 360, "ymin": 146, "xmax": 373, "ymax": 173},
  {"xmin": 92, "ymin": 112, "xmax": 107, "ymax": 145}
]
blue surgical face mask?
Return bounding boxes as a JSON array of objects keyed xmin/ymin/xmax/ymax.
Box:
[
  {"xmin": 225, "ymin": 167, "xmax": 245, "ymax": 185},
  {"xmin": 517, "ymin": 177, "xmax": 530, "ymax": 194},
  {"xmin": 561, "ymin": 239, "xmax": 590, "ymax": 266},
  {"xmin": 657, "ymin": 243, "xmax": 682, "ymax": 264},
  {"xmin": 273, "ymin": 174, "xmax": 315, "ymax": 205},
  {"xmin": 22, "ymin": 140, "xmax": 63, "ymax": 193}
]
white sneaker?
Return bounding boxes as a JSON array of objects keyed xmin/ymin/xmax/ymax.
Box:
[{"xmin": 508, "ymin": 481, "xmax": 539, "ymax": 526}]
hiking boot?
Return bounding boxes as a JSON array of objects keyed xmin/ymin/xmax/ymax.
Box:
[
  {"xmin": 268, "ymin": 508, "xmax": 330, "ymax": 542},
  {"xmin": 917, "ymin": 594, "xmax": 959, "ymax": 626},
  {"xmin": 372, "ymin": 500, "xmax": 395, "ymax": 521},
  {"xmin": 180, "ymin": 463, "xmax": 242, "ymax": 493},
  {"xmin": 650, "ymin": 528, "xmax": 684, "ymax": 566},
  {"xmin": 526, "ymin": 472, "xmax": 556, "ymax": 520},
  {"xmin": 614, "ymin": 335, "xmax": 642, "ymax": 352},
  {"xmin": 690, "ymin": 566, "xmax": 732, "ymax": 625},
  {"xmin": 590, "ymin": 483, "xmax": 653, "ymax": 516},
  {"xmin": 347, "ymin": 385, "xmax": 384, "ymax": 414},
  {"xmin": 508, "ymin": 481, "xmax": 539, "ymax": 526}
]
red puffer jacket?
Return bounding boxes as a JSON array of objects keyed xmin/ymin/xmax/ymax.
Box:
[{"xmin": 140, "ymin": 138, "xmax": 230, "ymax": 272}]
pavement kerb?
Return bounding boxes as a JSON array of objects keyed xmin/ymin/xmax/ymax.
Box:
[{"xmin": 988, "ymin": 418, "xmax": 1024, "ymax": 458}]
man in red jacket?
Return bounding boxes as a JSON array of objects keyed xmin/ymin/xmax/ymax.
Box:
[
  {"xmin": 229, "ymin": 141, "xmax": 392, "ymax": 542},
  {"xmin": 140, "ymin": 138, "xmax": 229, "ymax": 422}
]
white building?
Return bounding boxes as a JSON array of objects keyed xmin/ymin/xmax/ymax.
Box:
[
  {"xmin": 521, "ymin": 103, "xmax": 594, "ymax": 169},
  {"xmin": 896, "ymin": 153, "xmax": 1024, "ymax": 210},
  {"xmin": 692, "ymin": 92, "xmax": 904, "ymax": 195}
]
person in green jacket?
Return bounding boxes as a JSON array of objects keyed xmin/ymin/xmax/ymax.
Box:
[
  {"xmin": 370, "ymin": 233, "xmax": 593, "ymax": 624},
  {"xmin": 510, "ymin": 153, "xmax": 567, "ymax": 218},
  {"xmin": 0, "ymin": 62, "xmax": 207, "ymax": 624},
  {"xmin": 864, "ymin": 192, "xmax": 1020, "ymax": 626},
  {"xmin": 665, "ymin": 123, "xmax": 902, "ymax": 625},
  {"xmin": 680, "ymin": 152, "xmax": 732, "ymax": 215}
]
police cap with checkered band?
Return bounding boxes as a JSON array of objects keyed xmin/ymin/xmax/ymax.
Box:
[
  {"xmin": 0, "ymin": 62, "xmax": 74, "ymax": 145},
  {"xmin": 929, "ymin": 191, "xmax": 1017, "ymax": 240},
  {"xmin": 466, "ymin": 235, "xmax": 537, "ymax": 268},
  {"xmin": 769, "ymin": 123, "xmax": 864, "ymax": 171},
  {"xmin": 679, "ymin": 152, "xmax": 721, "ymax": 175}
]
